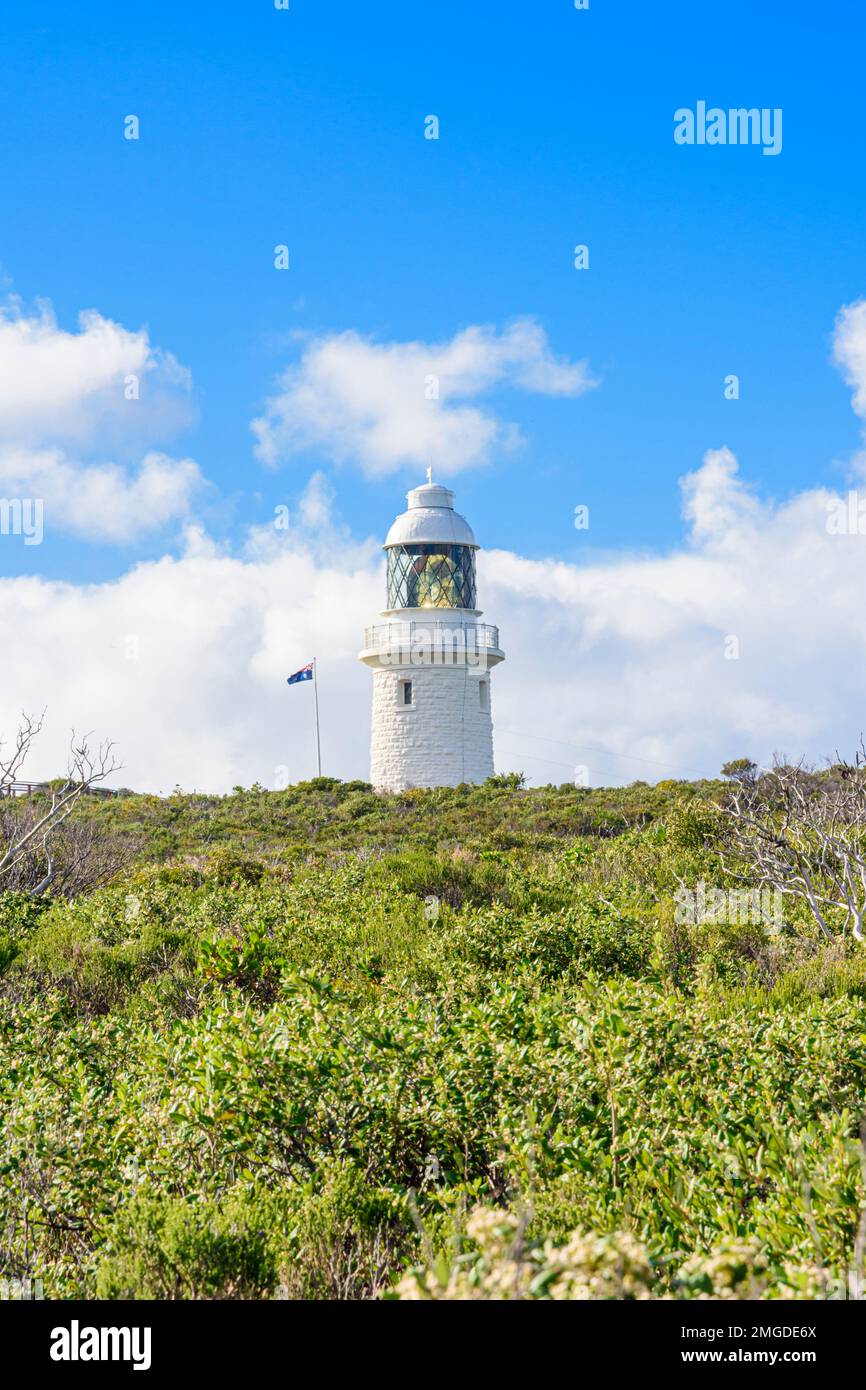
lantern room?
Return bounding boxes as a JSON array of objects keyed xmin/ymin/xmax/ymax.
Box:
[{"xmin": 382, "ymin": 478, "xmax": 478, "ymax": 612}]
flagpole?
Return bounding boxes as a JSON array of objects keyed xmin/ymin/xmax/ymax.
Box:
[{"xmin": 312, "ymin": 657, "xmax": 322, "ymax": 776}]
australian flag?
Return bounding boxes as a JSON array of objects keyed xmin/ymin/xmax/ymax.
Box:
[{"xmin": 287, "ymin": 662, "xmax": 314, "ymax": 686}]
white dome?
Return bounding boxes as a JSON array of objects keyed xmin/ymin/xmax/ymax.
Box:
[{"xmin": 383, "ymin": 481, "xmax": 478, "ymax": 549}]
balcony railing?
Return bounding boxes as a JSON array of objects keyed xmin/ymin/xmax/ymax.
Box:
[{"xmin": 363, "ymin": 620, "xmax": 500, "ymax": 651}]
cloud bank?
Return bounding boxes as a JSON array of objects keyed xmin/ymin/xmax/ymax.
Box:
[{"xmin": 2, "ymin": 451, "xmax": 865, "ymax": 792}]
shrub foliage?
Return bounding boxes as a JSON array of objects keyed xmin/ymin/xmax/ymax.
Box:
[{"xmin": 0, "ymin": 776, "xmax": 864, "ymax": 1299}]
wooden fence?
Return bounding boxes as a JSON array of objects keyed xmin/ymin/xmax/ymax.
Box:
[{"xmin": 0, "ymin": 781, "xmax": 122, "ymax": 800}]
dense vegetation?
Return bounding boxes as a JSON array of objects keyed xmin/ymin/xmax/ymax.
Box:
[{"xmin": 1, "ymin": 775, "xmax": 864, "ymax": 1300}]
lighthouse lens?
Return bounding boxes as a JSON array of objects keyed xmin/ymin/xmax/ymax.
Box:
[{"xmin": 387, "ymin": 544, "xmax": 476, "ymax": 610}]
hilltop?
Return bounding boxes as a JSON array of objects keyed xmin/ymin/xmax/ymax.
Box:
[{"xmin": 1, "ymin": 774, "xmax": 864, "ymax": 1300}]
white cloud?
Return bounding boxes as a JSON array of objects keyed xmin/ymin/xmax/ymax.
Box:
[
  {"xmin": 0, "ymin": 301, "xmax": 193, "ymax": 448},
  {"xmin": 251, "ymin": 319, "xmax": 596, "ymax": 477},
  {"xmin": 2, "ymin": 450, "xmax": 866, "ymax": 793},
  {"xmin": 833, "ymin": 298, "xmax": 866, "ymax": 422},
  {"xmin": 679, "ymin": 446, "xmax": 764, "ymax": 549},
  {"xmin": 0, "ymin": 300, "xmax": 201, "ymax": 544},
  {"xmin": 296, "ymin": 470, "xmax": 335, "ymax": 531},
  {"xmin": 0, "ymin": 448, "xmax": 204, "ymax": 544},
  {"xmin": 0, "ymin": 518, "xmax": 381, "ymax": 793}
]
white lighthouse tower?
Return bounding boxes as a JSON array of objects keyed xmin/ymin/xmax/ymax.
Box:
[{"xmin": 359, "ymin": 474, "xmax": 505, "ymax": 792}]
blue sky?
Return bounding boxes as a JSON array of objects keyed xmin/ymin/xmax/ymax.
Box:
[
  {"xmin": 3, "ymin": 0, "xmax": 865, "ymax": 579},
  {"xmin": 3, "ymin": 1, "xmax": 866, "ymax": 790}
]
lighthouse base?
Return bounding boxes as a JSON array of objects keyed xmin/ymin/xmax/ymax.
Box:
[{"xmin": 370, "ymin": 665, "xmax": 495, "ymax": 792}]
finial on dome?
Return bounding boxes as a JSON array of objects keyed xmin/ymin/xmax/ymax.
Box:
[{"xmin": 426, "ymin": 465, "xmax": 433, "ymax": 485}]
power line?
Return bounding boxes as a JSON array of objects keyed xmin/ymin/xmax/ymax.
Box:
[
  {"xmin": 497, "ymin": 748, "xmax": 579, "ymax": 772},
  {"xmin": 496, "ymin": 727, "xmax": 710, "ymax": 780}
]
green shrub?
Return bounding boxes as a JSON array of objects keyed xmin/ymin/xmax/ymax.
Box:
[
  {"xmin": 665, "ymin": 796, "xmax": 722, "ymax": 852},
  {"xmin": 204, "ymin": 850, "xmax": 266, "ymax": 886},
  {"xmin": 366, "ymin": 847, "xmax": 508, "ymax": 909},
  {"xmin": 0, "ymin": 890, "xmax": 51, "ymax": 974},
  {"xmin": 0, "ymin": 890, "xmax": 52, "ymax": 939},
  {"xmin": 280, "ymin": 1165, "xmax": 408, "ymax": 1300},
  {"xmin": 95, "ymin": 1192, "xmax": 278, "ymax": 1299}
]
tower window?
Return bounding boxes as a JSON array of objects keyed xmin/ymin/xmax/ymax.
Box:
[
  {"xmin": 401, "ymin": 679, "xmax": 413, "ymax": 707},
  {"xmin": 479, "ymin": 680, "xmax": 489, "ymax": 711},
  {"xmin": 386, "ymin": 543, "xmax": 477, "ymax": 610}
]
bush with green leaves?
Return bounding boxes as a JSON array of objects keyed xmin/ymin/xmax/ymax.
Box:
[
  {"xmin": 0, "ymin": 777, "xmax": 864, "ymax": 1299},
  {"xmin": 95, "ymin": 1191, "xmax": 278, "ymax": 1299}
]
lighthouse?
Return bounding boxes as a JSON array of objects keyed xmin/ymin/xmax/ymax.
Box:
[{"xmin": 359, "ymin": 474, "xmax": 505, "ymax": 792}]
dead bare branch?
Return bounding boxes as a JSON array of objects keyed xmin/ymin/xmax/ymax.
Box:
[
  {"xmin": 718, "ymin": 749, "xmax": 866, "ymax": 944},
  {"xmin": 0, "ymin": 715, "xmax": 124, "ymax": 897}
]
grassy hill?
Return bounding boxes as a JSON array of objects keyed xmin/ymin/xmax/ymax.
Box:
[{"xmin": 1, "ymin": 776, "xmax": 864, "ymax": 1300}]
